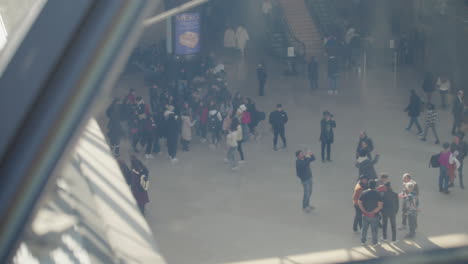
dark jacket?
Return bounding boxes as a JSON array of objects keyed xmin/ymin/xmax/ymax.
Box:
[
  {"xmin": 382, "ymin": 190, "xmax": 399, "ymax": 215},
  {"xmin": 451, "ymin": 141, "xmax": 468, "ymax": 160},
  {"xmin": 405, "ymin": 93, "xmax": 422, "ymax": 117},
  {"xmin": 422, "ymin": 74, "xmax": 435, "ymax": 93},
  {"xmin": 327, "ymin": 56, "xmax": 339, "ymax": 79},
  {"xmin": 269, "ymin": 110, "xmax": 288, "ymax": 128},
  {"xmin": 106, "ymin": 103, "xmax": 124, "ymax": 140},
  {"xmin": 308, "ymin": 60, "xmax": 318, "ymax": 80},
  {"xmin": 296, "ymin": 156, "xmax": 316, "ymax": 182},
  {"xmin": 452, "ymin": 95, "xmax": 464, "ymax": 119},
  {"xmin": 355, "ymin": 155, "xmax": 380, "ymax": 179},
  {"xmin": 356, "ymin": 136, "xmax": 374, "ymax": 156},
  {"xmin": 320, "ymin": 119, "xmax": 336, "ymax": 143},
  {"xmin": 256, "ymin": 66, "xmax": 267, "ymax": 83}
]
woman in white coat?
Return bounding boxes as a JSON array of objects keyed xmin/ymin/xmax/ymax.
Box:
[
  {"xmin": 224, "ymin": 26, "xmax": 236, "ymax": 50},
  {"xmin": 235, "ymin": 25, "xmax": 249, "ymax": 56}
]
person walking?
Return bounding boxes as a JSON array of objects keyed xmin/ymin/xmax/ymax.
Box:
[
  {"xmin": 356, "ymin": 131, "xmax": 374, "ymax": 159},
  {"xmin": 355, "ymin": 151, "xmax": 380, "ymax": 180},
  {"xmin": 382, "ymin": 182, "xmax": 399, "ymax": 242},
  {"xmin": 226, "ymin": 124, "xmax": 239, "ymax": 170},
  {"xmin": 404, "ymin": 89, "xmax": 423, "ymax": 135},
  {"xmin": 295, "ymin": 150, "xmax": 316, "ymax": 212},
  {"xmin": 438, "ymin": 142, "xmax": 451, "ymax": 194},
  {"xmin": 358, "ymin": 180, "xmax": 383, "ymax": 246},
  {"xmin": 420, "ymin": 103, "xmax": 440, "ymax": 144},
  {"xmin": 401, "ymin": 182, "xmax": 419, "ymax": 239},
  {"xmin": 256, "ymin": 62, "xmax": 267, "ymax": 96},
  {"xmin": 352, "ymin": 176, "xmax": 369, "ymax": 232},
  {"xmin": 307, "ymin": 57, "xmax": 319, "ymax": 90},
  {"xmin": 451, "ymin": 133, "xmax": 467, "ymax": 189},
  {"xmin": 320, "ymin": 111, "xmax": 336, "ymax": 162},
  {"xmin": 269, "ymin": 104, "xmax": 288, "ymax": 151},
  {"xmin": 452, "ymin": 90, "xmax": 464, "ymax": 135},
  {"xmin": 422, "ymin": 72, "xmax": 435, "ymax": 103}
]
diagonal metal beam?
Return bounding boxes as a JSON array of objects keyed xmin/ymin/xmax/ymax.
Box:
[{"xmin": 143, "ymin": 0, "xmax": 210, "ymax": 27}]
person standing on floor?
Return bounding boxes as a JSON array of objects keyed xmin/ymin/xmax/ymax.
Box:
[
  {"xmin": 401, "ymin": 182, "xmax": 419, "ymax": 239},
  {"xmin": 327, "ymin": 56, "xmax": 339, "ymax": 95},
  {"xmin": 226, "ymin": 123, "xmax": 239, "ymax": 170},
  {"xmin": 358, "ymin": 180, "xmax": 383, "ymax": 246},
  {"xmin": 106, "ymin": 98, "xmax": 124, "ymax": 157},
  {"xmin": 142, "ymin": 116, "xmax": 157, "ymax": 159},
  {"xmin": 320, "ymin": 111, "xmax": 336, "ymax": 162},
  {"xmin": 420, "ymin": 103, "xmax": 440, "ymax": 144},
  {"xmin": 181, "ymin": 111, "xmax": 196, "ymax": 151},
  {"xmin": 352, "ymin": 176, "xmax": 369, "ymax": 232},
  {"xmin": 452, "ymin": 90, "xmax": 464, "ymax": 135},
  {"xmin": 165, "ymin": 105, "xmax": 180, "ymax": 163},
  {"xmin": 422, "ymin": 72, "xmax": 435, "ymax": 103},
  {"xmin": 382, "ymin": 182, "xmax": 399, "ymax": 242},
  {"xmin": 451, "ymin": 133, "xmax": 467, "ymax": 189},
  {"xmin": 130, "ymin": 156, "xmax": 150, "ymax": 215},
  {"xmin": 356, "ymin": 131, "xmax": 374, "ymax": 159},
  {"xmin": 399, "ymin": 173, "xmax": 419, "ymax": 231},
  {"xmin": 436, "ymin": 76, "xmax": 450, "ymax": 109},
  {"xmin": 235, "ymin": 25, "xmax": 250, "ymax": 57},
  {"xmin": 438, "ymin": 143, "xmax": 451, "ymax": 194},
  {"xmin": 223, "ymin": 26, "xmax": 236, "ymax": 52},
  {"xmin": 256, "ymin": 62, "xmax": 267, "ymax": 96},
  {"xmin": 233, "ymin": 118, "xmax": 245, "ymax": 164},
  {"xmin": 208, "ymin": 109, "xmax": 223, "ymax": 147},
  {"xmin": 307, "ymin": 56, "xmax": 319, "ymax": 90},
  {"xmin": 355, "ymin": 151, "xmax": 380, "ymax": 180},
  {"xmin": 404, "ymin": 89, "xmax": 423, "ymax": 135},
  {"xmin": 295, "ymin": 150, "xmax": 316, "ymax": 212},
  {"xmin": 269, "ymin": 104, "xmax": 288, "ymax": 151}
]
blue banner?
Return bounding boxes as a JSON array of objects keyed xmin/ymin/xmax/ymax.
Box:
[{"xmin": 174, "ymin": 12, "xmax": 200, "ymax": 55}]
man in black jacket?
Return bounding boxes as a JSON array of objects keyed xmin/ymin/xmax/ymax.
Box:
[
  {"xmin": 320, "ymin": 111, "xmax": 336, "ymax": 162},
  {"xmin": 382, "ymin": 182, "xmax": 399, "ymax": 242},
  {"xmin": 356, "ymin": 131, "xmax": 374, "ymax": 159},
  {"xmin": 452, "ymin": 90, "xmax": 464, "ymax": 135},
  {"xmin": 295, "ymin": 150, "xmax": 316, "ymax": 212},
  {"xmin": 256, "ymin": 62, "xmax": 267, "ymax": 96},
  {"xmin": 405, "ymin": 89, "xmax": 423, "ymax": 135},
  {"xmin": 308, "ymin": 57, "xmax": 319, "ymax": 90},
  {"xmin": 269, "ymin": 104, "xmax": 288, "ymax": 151}
]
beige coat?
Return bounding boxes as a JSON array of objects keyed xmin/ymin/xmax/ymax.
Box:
[{"xmin": 181, "ymin": 115, "xmax": 195, "ymax": 141}]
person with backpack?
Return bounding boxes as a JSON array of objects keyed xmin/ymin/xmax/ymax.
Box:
[
  {"xmin": 404, "ymin": 89, "xmax": 423, "ymax": 135},
  {"xmin": 269, "ymin": 104, "xmax": 288, "ymax": 151},
  {"xmin": 208, "ymin": 109, "xmax": 223, "ymax": 147},
  {"xmin": 420, "ymin": 103, "xmax": 440, "ymax": 144},
  {"xmin": 382, "ymin": 182, "xmax": 399, "ymax": 242}
]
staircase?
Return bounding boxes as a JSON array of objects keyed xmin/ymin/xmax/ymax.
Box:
[
  {"xmin": 277, "ymin": 0, "xmax": 323, "ymax": 58},
  {"xmin": 305, "ymin": 0, "xmax": 342, "ymax": 37}
]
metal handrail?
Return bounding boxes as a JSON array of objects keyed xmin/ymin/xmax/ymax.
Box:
[{"xmin": 275, "ymin": 1, "xmax": 306, "ymax": 59}]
